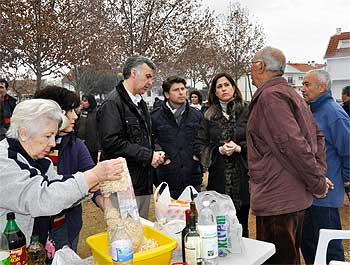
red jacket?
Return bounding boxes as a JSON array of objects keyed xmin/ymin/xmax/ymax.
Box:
[{"xmin": 246, "ymin": 77, "xmax": 327, "ymax": 216}]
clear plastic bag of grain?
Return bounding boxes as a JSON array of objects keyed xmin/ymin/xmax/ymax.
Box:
[
  {"xmin": 101, "ymin": 158, "xmax": 158, "ymax": 252},
  {"xmin": 100, "ymin": 158, "xmax": 139, "ymax": 219}
]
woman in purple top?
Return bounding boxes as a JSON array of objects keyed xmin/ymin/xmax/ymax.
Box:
[{"xmin": 32, "ymin": 86, "xmax": 102, "ymax": 257}]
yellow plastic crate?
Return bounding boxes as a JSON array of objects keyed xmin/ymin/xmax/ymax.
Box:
[{"xmin": 86, "ymin": 225, "xmax": 177, "ymax": 265}]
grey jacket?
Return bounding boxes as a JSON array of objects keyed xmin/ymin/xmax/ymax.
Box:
[{"xmin": 0, "ymin": 138, "xmax": 89, "ymax": 245}]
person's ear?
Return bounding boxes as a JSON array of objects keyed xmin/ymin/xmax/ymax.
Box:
[
  {"xmin": 130, "ymin": 68, "xmax": 137, "ymax": 78},
  {"xmin": 256, "ymin": 61, "xmax": 265, "ymax": 73},
  {"xmin": 18, "ymin": 127, "xmax": 28, "ymax": 142},
  {"xmin": 319, "ymin": 82, "xmax": 328, "ymax": 93},
  {"xmin": 164, "ymin": 92, "xmax": 170, "ymax": 100}
]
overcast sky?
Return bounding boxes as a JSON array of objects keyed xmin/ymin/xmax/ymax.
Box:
[{"xmin": 203, "ymin": 0, "xmax": 350, "ymax": 64}]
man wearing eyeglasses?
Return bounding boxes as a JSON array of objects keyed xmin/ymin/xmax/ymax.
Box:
[
  {"xmin": 246, "ymin": 46, "xmax": 330, "ymax": 264},
  {"xmin": 0, "ymin": 78, "xmax": 17, "ymax": 130}
]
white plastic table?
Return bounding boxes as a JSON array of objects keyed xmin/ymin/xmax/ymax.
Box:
[
  {"xmin": 83, "ymin": 218, "xmax": 275, "ymax": 265},
  {"xmin": 140, "ymin": 218, "xmax": 276, "ymax": 265}
]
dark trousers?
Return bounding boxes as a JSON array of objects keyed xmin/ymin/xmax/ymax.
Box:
[
  {"xmin": 50, "ymin": 221, "xmax": 79, "ymax": 252},
  {"xmin": 301, "ymin": 205, "xmax": 344, "ymax": 265},
  {"xmin": 256, "ymin": 210, "xmax": 305, "ymax": 265},
  {"xmin": 236, "ymin": 204, "xmax": 250, "ymax": 238}
]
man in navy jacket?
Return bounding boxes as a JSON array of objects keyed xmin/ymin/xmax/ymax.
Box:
[{"xmin": 151, "ymin": 76, "xmax": 203, "ymax": 198}]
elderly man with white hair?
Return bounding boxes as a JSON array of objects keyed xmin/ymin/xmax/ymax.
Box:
[
  {"xmin": 0, "ymin": 99, "xmax": 125, "ymax": 245},
  {"xmin": 246, "ymin": 47, "xmax": 330, "ymax": 264},
  {"xmin": 301, "ymin": 69, "xmax": 350, "ymax": 264}
]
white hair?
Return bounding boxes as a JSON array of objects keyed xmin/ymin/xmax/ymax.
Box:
[
  {"xmin": 307, "ymin": 69, "xmax": 332, "ymax": 90},
  {"xmin": 260, "ymin": 46, "xmax": 286, "ymax": 73},
  {"xmin": 7, "ymin": 99, "xmax": 68, "ymax": 139}
]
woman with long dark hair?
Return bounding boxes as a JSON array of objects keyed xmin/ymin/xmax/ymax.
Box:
[{"xmin": 194, "ymin": 72, "xmax": 250, "ymax": 237}]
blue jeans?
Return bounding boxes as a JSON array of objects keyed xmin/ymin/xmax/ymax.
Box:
[
  {"xmin": 301, "ymin": 205, "xmax": 344, "ymax": 264},
  {"xmin": 50, "ymin": 222, "xmax": 79, "ymax": 252}
]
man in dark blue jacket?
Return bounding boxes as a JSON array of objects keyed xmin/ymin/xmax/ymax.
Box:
[
  {"xmin": 301, "ymin": 69, "xmax": 350, "ymax": 264},
  {"xmin": 152, "ymin": 76, "xmax": 203, "ymax": 198}
]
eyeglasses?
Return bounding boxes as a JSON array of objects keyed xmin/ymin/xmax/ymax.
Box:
[{"xmin": 251, "ymin": 60, "xmax": 263, "ymax": 65}]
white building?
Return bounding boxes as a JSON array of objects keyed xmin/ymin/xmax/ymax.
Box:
[
  {"xmin": 324, "ymin": 28, "xmax": 350, "ymax": 101},
  {"xmin": 284, "ymin": 62, "xmax": 325, "ymax": 90},
  {"xmin": 142, "ymin": 86, "xmax": 164, "ymax": 109}
]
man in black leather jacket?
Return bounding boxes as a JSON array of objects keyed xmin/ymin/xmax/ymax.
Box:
[{"xmin": 97, "ymin": 56, "xmax": 165, "ymax": 218}]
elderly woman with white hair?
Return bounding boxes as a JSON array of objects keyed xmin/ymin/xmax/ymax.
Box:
[{"xmin": 0, "ymin": 98, "xmax": 124, "ymax": 245}]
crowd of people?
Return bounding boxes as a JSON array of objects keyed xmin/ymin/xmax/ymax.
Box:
[{"xmin": 0, "ymin": 46, "xmax": 349, "ymax": 265}]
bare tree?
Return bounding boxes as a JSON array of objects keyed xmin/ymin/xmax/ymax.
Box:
[
  {"xmin": 65, "ymin": 66, "xmax": 117, "ymax": 97},
  {"xmin": 0, "ymin": 0, "xmax": 106, "ymax": 91},
  {"xmin": 219, "ymin": 2, "xmax": 265, "ymax": 82},
  {"xmin": 180, "ymin": 40, "xmax": 223, "ymax": 89},
  {"xmin": 104, "ymin": 0, "xmax": 208, "ymax": 66}
]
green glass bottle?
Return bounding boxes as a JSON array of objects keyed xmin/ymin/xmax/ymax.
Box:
[
  {"xmin": 27, "ymin": 235, "xmax": 46, "ymax": 265},
  {"xmin": 184, "ymin": 214, "xmax": 202, "ymax": 265},
  {"xmin": 3, "ymin": 212, "xmax": 27, "ymax": 265},
  {"xmin": 0, "ymin": 232, "xmax": 10, "ymax": 265}
]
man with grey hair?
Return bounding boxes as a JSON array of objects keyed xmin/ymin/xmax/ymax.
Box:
[
  {"xmin": 300, "ymin": 69, "xmax": 350, "ymax": 264},
  {"xmin": 97, "ymin": 55, "xmax": 165, "ymax": 218},
  {"xmin": 247, "ymin": 47, "xmax": 329, "ymax": 264}
]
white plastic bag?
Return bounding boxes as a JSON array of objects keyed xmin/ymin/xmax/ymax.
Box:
[
  {"xmin": 154, "ymin": 182, "xmax": 198, "ymax": 222},
  {"xmin": 154, "ymin": 219, "xmax": 186, "ymax": 259},
  {"xmin": 51, "ymin": 246, "xmax": 87, "ymax": 265},
  {"xmin": 195, "ymin": 191, "xmax": 244, "ymax": 256}
]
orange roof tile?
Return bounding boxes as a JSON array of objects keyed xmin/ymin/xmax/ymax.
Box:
[
  {"xmin": 324, "ymin": 32, "xmax": 350, "ymax": 58},
  {"xmin": 287, "ymin": 63, "xmax": 325, "ymax": 72}
]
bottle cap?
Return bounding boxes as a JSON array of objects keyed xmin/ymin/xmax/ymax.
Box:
[
  {"xmin": 203, "ymin": 200, "xmax": 210, "ymax": 207},
  {"xmin": 6, "ymin": 212, "xmax": 15, "ymax": 220}
]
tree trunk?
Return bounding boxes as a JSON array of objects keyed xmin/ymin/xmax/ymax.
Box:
[
  {"xmin": 247, "ymin": 74, "xmax": 253, "ymax": 100},
  {"xmin": 35, "ymin": 73, "xmax": 42, "ymax": 92}
]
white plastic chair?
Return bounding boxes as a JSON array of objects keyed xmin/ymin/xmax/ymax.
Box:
[
  {"xmin": 329, "ymin": 261, "xmax": 350, "ymax": 265},
  {"xmin": 314, "ymin": 229, "xmax": 350, "ymax": 265}
]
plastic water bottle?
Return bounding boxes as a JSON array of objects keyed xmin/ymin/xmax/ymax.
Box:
[
  {"xmin": 197, "ymin": 201, "xmax": 218, "ymax": 265},
  {"xmin": 0, "ymin": 232, "xmax": 10, "ymax": 265},
  {"xmin": 110, "ymin": 224, "xmax": 133, "ymax": 265},
  {"xmin": 230, "ymin": 218, "xmax": 243, "ymax": 254}
]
